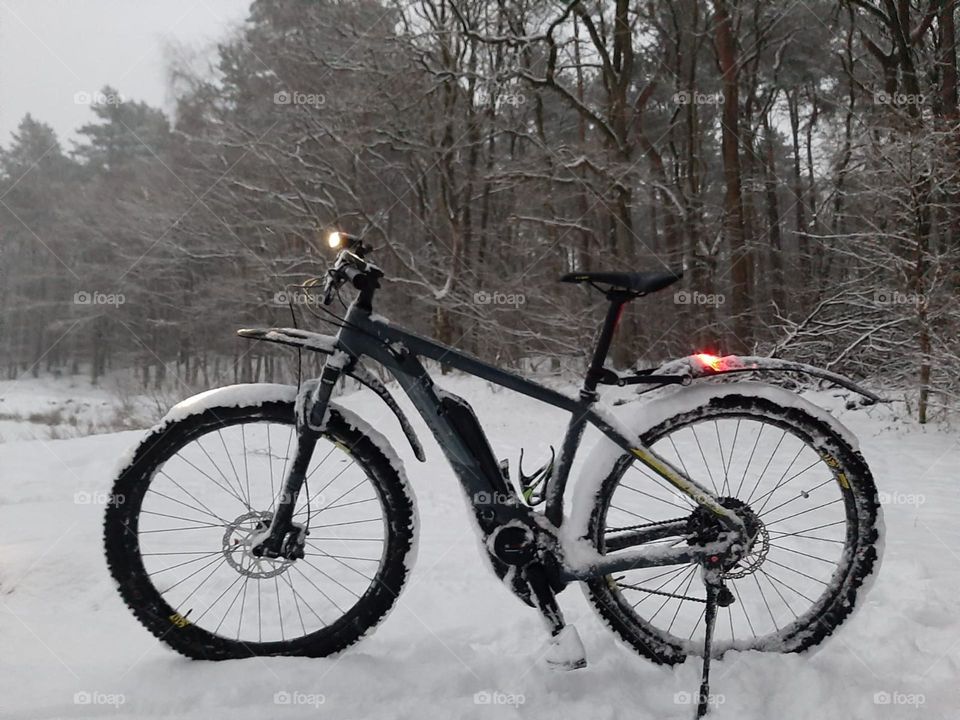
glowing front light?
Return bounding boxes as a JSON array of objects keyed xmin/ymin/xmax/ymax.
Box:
[
  {"xmin": 694, "ymin": 353, "xmax": 724, "ymax": 371},
  {"xmin": 327, "ymin": 231, "xmax": 343, "ymax": 248}
]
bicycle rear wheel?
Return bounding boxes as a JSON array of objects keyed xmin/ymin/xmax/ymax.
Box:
[{"xmin": 585, "ymin": 392, "xmax": 881, "ymax": 664}]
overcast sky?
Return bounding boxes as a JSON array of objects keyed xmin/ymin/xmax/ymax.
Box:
[{"xmin": 0, "ymin": 0, "xmax": 250, "ymax": 150}]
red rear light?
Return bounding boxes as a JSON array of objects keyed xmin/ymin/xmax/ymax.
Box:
[{"xmin": 694, "ymin": 353, "xmax": 724, "ymax": 371}]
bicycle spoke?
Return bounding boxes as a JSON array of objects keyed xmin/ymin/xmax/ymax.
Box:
[
  {"xmin": 767, "ymin": 520, "xmax": 846, "ymax": 541},
  {"xmin": 156, "ymin": 470, "xmax": 232, "ymax": 524},
  {"xmin": 609, "ymin": 503, "xmax": 656, "ymax": 523},
  {"xmin": 764, "ymin": 557, "xmax": 829, "ymax": 586},
  {"xmin": 299, "ymin": 557, "xmax": 363, "ymax": 600},
  {"xmin": 626, "ymin": 566, "xmax": 691, "ymax": 609},
  {"xmin": 757, "ymin": 568, "xmax": 815, "ymax": 604},
  {"xmin": 770, "ymin": 543, "xmax": 837, "ymax": 565},
  {"xmin": 312, "ymin": 496, "xmax": 378, "ymax": 515},
  {"xmin": 762, "ymin": 570, "xmax": 798, "ymax": 619},
  {"xmin": 752, "ymin": 573, "xmax": 779, "ymax": 631},
  {"xmin": 312, "ymin": 548, "xmax": 376, "ymax": 582},
  {"xmin": 266, "ymin": 425, "xmax": 275, "ymax": 514},
  {"xmin": 764, "ymin": 497, "xmax": 843, "ymax": 527},
  {"xmin": 140, "ymin": 509, "xmax": 223, "ymax": 528},
  {"xmin": 241, "ymin": 424, "xmax": 251, "ymax": 508},
  {"xmin": 746, "ymin": 429, "xmax": 787, "ymax": 503},
  {"xmin": 690, "ymin": 424, "xmax": 719, "ymax": 495},
  {"xmin": 217, "ymin": 429, "xmax": 247, "ymax": 506},
  {"xmin": 215, "ymin": 574, "xmax": 249, "ymax": 635},
  {"xmin": 687, "ymin": 603, "xmax": 707, "ymax": 641},
  {"xmin": 311, "ymin": 517, "xmax": 383, "ymax": 530},
  {"xmin": 290, "ymin": 563, "xmax": 347, "ymax": 615},
  {"xmin": 171, "ymin": 450, "xmax": 250, "ymax": 511},
  {"xmin": 176, "ymin": 556, "xmax": 229, "ymax": 605},
  {"xmin": 618, "ymin": 480, "xmax": 689, "ymax": 512},
  {"xmin": 196, "ymin": 437, "xmax": 248, "ymax": 508},
  {"xmin": 731, "ymin": 581, "xmax": 757, "ymax": 639},
  {"xmin": 146, "ymin": 485, "xmax": 229, "ymax": 524},
  {"xmin": 275, "ymin": 575, "xmax": 285, "ymax": 641},
  {"xmin": 617, "ymin": 565, "xmax": 690, "ymax": 591},
  {"xmin": 194, "ymin": 572, "xmax": 245, "ymax": 625},
  {"xmin": 735, "ymin": 423, "xmax": 764, "ymax": 498},
  {"xmin": 754, "ymin": 443, "xmax": 807, "ymax": 514},
  {"xmin": 648, "ymin": 566, "xmax": 697, "ymax": 622},
  {"xmin": 714, "ymin": 420, "xmax": 729, "ymax": 496},
  {"xmin": 759, "ymin": 476, "xmax": 834, "ymax": 518},
  {"xmin": 150, "ymin": 550, "xmax": 223, "ymax": 576},
  {"xmin": 722, "ymin": 419, "xmax": 740, "ymax": 494}
]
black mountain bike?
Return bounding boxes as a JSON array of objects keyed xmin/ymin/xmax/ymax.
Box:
[{"xmin": 105, "ymin": 233, "xmax": 882, "ymax": 717}]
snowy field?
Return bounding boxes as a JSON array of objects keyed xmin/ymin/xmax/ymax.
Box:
[{"xmin": 0, "ymin": 374, "xmax": 958, "ymax": 719}]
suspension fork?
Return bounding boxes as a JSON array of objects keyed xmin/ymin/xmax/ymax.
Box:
[{"xmin": 251, "ymin": 361, "xmax": 342, "ymax": 559}]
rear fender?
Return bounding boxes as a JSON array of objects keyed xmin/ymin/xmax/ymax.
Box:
[{"xmin": 651, "ymin": 354, "xmax": 882, "ymax": 406}]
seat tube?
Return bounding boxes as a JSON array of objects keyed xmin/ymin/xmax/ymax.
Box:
[{"xmin": 582, "ymin": 292, "xmax": 630, "ymax": 398}]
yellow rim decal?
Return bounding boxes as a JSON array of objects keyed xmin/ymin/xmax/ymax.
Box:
[
  {"xmin": 821, "ymin": 453, "xmax": 849, "ymax": 488},
  {"xmin": 169, "ymin": 612, "xmax": 191, "ymax": 629}
]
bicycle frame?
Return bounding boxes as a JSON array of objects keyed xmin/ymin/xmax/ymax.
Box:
[{"xmin": 248, "ymin": 297, "xmax": 745, "ymax": 584}]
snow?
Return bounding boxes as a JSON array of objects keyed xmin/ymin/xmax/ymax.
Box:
[{"xmin": 0, "ymin": 374, "xmax": 957, "ymax": 718}]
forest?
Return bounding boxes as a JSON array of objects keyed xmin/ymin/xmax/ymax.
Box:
[{"xmin": 0, "ymin": 0, "xmax": 957, "ymax": 422}]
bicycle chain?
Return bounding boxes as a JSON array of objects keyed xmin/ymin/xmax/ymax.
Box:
[
  {"xmin": 607, "ymin": 518, "xmax": 706, "ymax": 603},
  {"xmin": 604, "ymin": 517, "xmax": 689, "ymax": 534}
]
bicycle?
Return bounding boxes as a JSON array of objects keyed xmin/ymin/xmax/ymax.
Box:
[{"xmin": 104, "ymin": 232, "xmax": 883, "ymax": 717}]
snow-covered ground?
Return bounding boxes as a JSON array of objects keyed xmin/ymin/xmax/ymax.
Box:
[
  {"xmin": 0, "ymin": 375, "xmax": 957, "ymax": 719},
  {"xmin": 0, "ymin": 375, "xmax": 161, "ymax": 443}
]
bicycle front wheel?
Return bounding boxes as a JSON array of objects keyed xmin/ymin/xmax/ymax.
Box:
[{"xmin": 104, "ymin": 398, "xmax": 416, "ymax": 659}]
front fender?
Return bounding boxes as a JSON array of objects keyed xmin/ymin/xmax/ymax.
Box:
[
  {"xmin": 651, "ymin": 354, "xmax": 882, "ymax": 405},
  {"xmin": 237, "ymin": 327, "xmax": 425, "ymax": 461}
]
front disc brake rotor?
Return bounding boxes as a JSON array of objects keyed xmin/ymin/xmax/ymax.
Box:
[{"xmin": 222, "ymin": 511, "xmax": 292, "ymax": 579}]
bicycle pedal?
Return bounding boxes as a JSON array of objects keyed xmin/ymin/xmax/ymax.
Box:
[{"xmin": 544, "ymin": 625, "xmax": 587, "ymax": 671}]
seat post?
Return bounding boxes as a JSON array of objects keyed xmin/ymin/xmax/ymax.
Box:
[{"xmin": 581, "ymin": 291, "xmax": 632, "ymax": 399}]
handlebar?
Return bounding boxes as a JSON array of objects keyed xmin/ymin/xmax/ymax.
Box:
[{"xmin": 320, "ymin": 247, "xmax": 383, "ymax": 306}]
